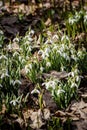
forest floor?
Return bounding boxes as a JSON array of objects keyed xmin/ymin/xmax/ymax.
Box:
[{"xmin": 0, "ymin": 1, "xmax": 87, "ymax": 130}]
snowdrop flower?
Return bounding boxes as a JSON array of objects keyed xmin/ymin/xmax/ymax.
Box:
[
  {"xmin": 0, "ymin": 30, "xmax": 4, "ymax": 35},
  {"xmin": 13, "ymin": 80, "xmax": 21, "ymax": 86},
  {"xmin": 68, "ymin": 17, "xmax": 76, "ymax": 25},
  {"xmin": 45, "ymin": 39, "xmax": 53, "ymax": 44},
  {"xmin": 10, "ymin": 99, "xmax": 18, "ymax": 106},
  {"xmin": 19, "ymin": 56, "xmax": 22, "ymax": 61},
  {"xmin": 61, "ymin": 35, "xmax": 69, "ymax": 42},
  {"xmin": 61, "ymin": 66, "xmax": 65, "ymax": 71},
  {"xmin": 0, "ymin": 55, "xmax": 8, "ymax": 60},
  {"xmin": 24, "ymin": 41, "xmax": 30, "ymax": 45},
  {"xmin": 46, "ymin": 62, "xmax": 51, "ymax": 67},
  {"xmin": 79, "ymin": 10, "xmax": 84, "ymax": 15},
  {"xmin": 1, "ymin": 72, "xmax": 9, "ymax": 79},
  {"xmin": 84, "ymin": 14, "xmax": 87, "ymax": 24},
  {"xmin": 38, "ymin": 50, "xmax": 43, "ymax": 56},
  {"xmin": 13, "ymin": 37, "xmax": 19, "ymax": 43},
  {"xmin": 26, "ymin": 56, "xmax": 29, "ymax": 60},
  {"xmin": 28, "ymin": 46, "xmax": 32, "ymax": 51},
  {"xmin": 53, "ymin": 44, "xmax": 58, "ymax": 50},
  {"xmin": 61, "ymin": 44, "xmax": 65, "ymax": 50},
  {"xmin": 61, "ymin": 53, "xmax": 70, "ymax": 61},
  {"xmin": 28, "ymin": 64, "xmax": 32, "ymax": 69},
  {"xmin": 24, "ymin": 36, "xmax": 33, "ymax": 42},
  {"xmin": 75, "ymin": 12, "xmax": 80, "ymax": 21},
  {"xmin": 71, "ymin": 54, "xmax": 78, "ymax": 61},
  {"xmin": 0, "ymin": 84, "xmax": 3, "ymax": 88},
  {"xmin": 40, "ymin": 67, "xmax": 44, "ymax": 72},
  {"xmin": 76, "ymin": 76, "xmax": 80, "ymax": 82},
  {"xmin": 71, "ymin": 83, "xmax": 78, "ymax": 88},
  {"xmin": 52, "ymin": 34, "xmax": 59, "ymax": 42},
  {"xmin": 47, "ymin": 31, "xmax": 52, "ymax": 36},
  {"xmin": 57, "ymin": 50, "xmax": 62, "ymax": 55},
  {"xmin": 44, "ymin": 80, "xmax": 57, "ymax": 90},
  {"xmin": 70, "ymin": 49, "xmax": 75, "ymax": 55},
  {"xmin": 28, "ymin": 37, "xmax": 33, "ymax": 42},
  {"xmin": 74, "ymin": 68, "xmax": 79, "ymax": 74},
  {"xmin": 25, "ymin": 65, "xmax": 30, "ymax": 73},
  {"xmin": 77, "ymin": 50, "xmax": 82, "ymax": 57},
  {"xmin": 7, "ymin": 44, "xmax": 12, "ymax": 50},
  {"xmin": 45, "ymin": 47, "xmax": 51, "ymax": 54},
  {"xmin": 57, "ymin": 89, "xmax": 65, "ymax": 95},
  {"xmin": 42, "ymin": 53, "xmax": 46, "ymax": 59},
  {"xmin": 29, "ymin": 30, "xmax": 34, "ymax": 36},
  {"xmin": 21, "ymin": 59, "xmax": 26, "ymax": 64},
  {"xmin": 13, "ymin": 51, "xmax": 19, "ymax": 57},
  {"xmin": 31, "ymin": 88, "xmax": 40, "ymax": 94},
  {"xmin": 70, "ymin": 71, "xmax": 75, "ymax": 77},
  {"xmin": 41, "ymin": 48, "xmax": 50, "ymax": 58}
]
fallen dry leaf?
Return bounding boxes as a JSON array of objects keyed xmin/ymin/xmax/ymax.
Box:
[
  {"xmin": 30, "ymin": 109, "xmax": 44, "ymax": 129},
  {"xmin": 55, "ymin": 110, "xmax": 66, "ymax": 117},
  {"xmin": 43, "ymin": 108, "xmax": 50, "ymax": 120},
  {"xmin": 70, "ymin": 99, "xmax": 87, "ymax": 111},
  {"xmin": 0, "ymin": 104, "xmax": 6, "ymax": 114},
  {"xmin": 23, "ymin": 108, "xmax": 50, "ymax": 129},
  {"xmin": 45, "ymin": 18, "xmax": 51, "ymax": 26}
]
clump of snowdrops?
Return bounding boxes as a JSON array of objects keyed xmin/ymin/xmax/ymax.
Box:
[
  {"xmin": 24, "ymin": 31, "xmax": 87, "ymax": 108},
  {"xmin": 66, "ymin": 10, "xmax": 87, "ymax": 39},
  {"xmin": 0, "ymin": 27, "xmax": 87, "ymax": 111},
  {"xmin": 0, "ymin": 28, "xmax": 35, "ymax": 112},
  {"xmin": 42, "ymin": 65, "xmax": 81, "ymax": 108}
]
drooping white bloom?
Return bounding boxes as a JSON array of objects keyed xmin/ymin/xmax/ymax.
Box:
[
  {"xmin": 0, "ymin": 84, "xmax": 3, "ymax": 88},
  {"xmin": 43, "ymin": 80, "xmax": 57, "ymax": 90},
  {"xmin": 31, "ymin": 88, "xmax": 40, "ymax": 94},
  {"xmin": 13, "ymin": 37, "xmax": 19, "ymax": 43},
  {"xmin": 28, "ymin": 46, "xmax": 32, "ymax": 51},
  {"xmin": 42, "ymin": 53, "xmax": 47, "ymax": 59},
  {"xmin": 22, "ymin": 59, "xmax": 26, "ymax": 64},
  {"xmin": 52, "ymin": 34, "xmax": 59, "ymax": 42},
  {"xmin": 0, "ymin": 55, "xmax": 8, "ymax": 60},
  {"xmin": 13, "ymin": 51, "xmax": 19, "ymax": 57},
  {"xmin": 28, "ymin": 37, "xmax": 33, "ymax": 42},
  {"xmin": 24, "ymin": 41, "xmax": 30, "ymax": 45},
  {"xmin": 10, "ymin": 99, "xmax": 18, "ymax": 106},
  {"xmin": 28, "ymin": 64, "xmax": 32, "ymax": 69},
  {"xmin": 1, "ymin": 72, "xmax": 9, "ymax": 79},
  {"xmin": 57, "ymin": 89, "xmax": 65, "ymax": 95},
  {"xmin": 25, "ymin": 65, "xmax": 30, "ymax": 73},
  {"xmin": 29, "ymin": 30, "xmax": 34, "ymax": 36},
  {"xmin": 71, "ymin": 83, "xmax": 78, "ymax": 88},
  {"xmin": 40, "ymin": 67, "xmax": 44, "ymax": 72},
  {"xmin": 75, "ymin": 12, "xmax": 81, "ymax": 21},
  {"xmin": 70, "ymin": 71, "xmax": 75, "ymax": 77},
  {"xmin": 84, "ymin": 14, "xmax": 87, "ymax": 24},
  {"xmin": 0, "ymin": 30, "xmax": 4, "ymax": 35},
  {"xmin": 46, "ymin": 62, "xmax": 51, "ymax": 67},
  {"xmin": 13, "ymin": 80, "xmax": 22, "ymax": 86},
  {"xmin": 45, "ymin": 39, "xmax": 53, "ymax": 44},
  {"xmin": 76, "ymin": 76, "xmax": 80, "ymax": 82},
  {"xmin": 71, "ymin": 54, "xmax": 78, "ymax": 61},
  {"xmin": 24, "ymin": 35, "xmax": 33, "ymax": 42},
  {"xmin": 38, "ymin": 50, "xmax": 43, "ymax": 56},
  {"xmin": 7, "ymin": 44, "xmax": 12, "ymax": 50},
  {"xmin": 61, "ymin": 35, "xmax": 69, "ymax": 42},
  {"xmin": 68, "ymin": 17, "xmax": 76, "ymax": 25},
  {"xmin": 62, "ymin": 53, "xmax": 70, "ymax": 60},
  {"xmin": 45, "ymin": 47, "xmax": 51, "ymax": 54}
]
